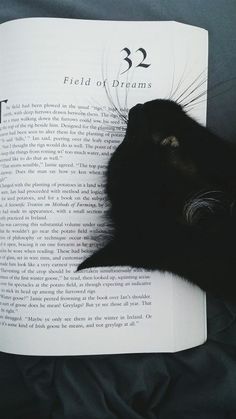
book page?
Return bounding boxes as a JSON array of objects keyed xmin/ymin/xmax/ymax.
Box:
[{"xmin": 0, "ymin": 18, "xmax": 207, "ymax": 355}]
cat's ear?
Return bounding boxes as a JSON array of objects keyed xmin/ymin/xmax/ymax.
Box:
[
  {"xmin": 76, "ymin": 240, "xmax": 125, "ymax": 271},
  {"xmin": 152, "ymin": 134, "xmax": 180, "ymax": 147}
]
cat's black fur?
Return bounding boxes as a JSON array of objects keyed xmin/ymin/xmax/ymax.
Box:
[{"xmin": 77, "ymin": 99, "xmax": 236, "ymax": 302}]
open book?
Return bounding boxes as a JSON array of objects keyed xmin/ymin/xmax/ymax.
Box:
[{"xmin": 0, "ymin": 18, "xmax": 208, "ymax": 355}]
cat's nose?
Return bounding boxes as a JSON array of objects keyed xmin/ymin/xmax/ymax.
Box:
[
  {"xmin": 126, "ymin": 104, "xmax": 149, "ymax": 142},
  {"xmin": 128, "ymin": 103, "xmax": 144, "ymax": 120}
]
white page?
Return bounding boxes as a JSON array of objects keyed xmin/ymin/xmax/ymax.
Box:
[{"xmin": 0, "ymin": 18, "xmax": 207, "ymax": 355}]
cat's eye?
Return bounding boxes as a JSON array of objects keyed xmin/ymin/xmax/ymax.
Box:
[{"xmin": 160, "ymin": 135, "xmax": 179, "ymax": 148}]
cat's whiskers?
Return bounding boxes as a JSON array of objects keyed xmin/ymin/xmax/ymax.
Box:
[
  {"xmin": 169, "ymin": 60, "xmax": 189, "ymax": 101},
  {"xmin": 175, "ymin": 69, "xmax": 207, "ymax": 105},
  {"xmin": 183, "ymin": 76, "xmax": 236, "ymax": 110},
  {"xmin": 183, "ymin": 190, "xmax": 226, "ymax": 225}
]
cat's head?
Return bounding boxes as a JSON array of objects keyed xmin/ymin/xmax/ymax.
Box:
[
  {"xmin": 77, "ymin": 99, "xmax": 236, "ymax": 270},
  {"xmin": 107, "ymin": 99, "xmax": 236, "ymax": 227}
]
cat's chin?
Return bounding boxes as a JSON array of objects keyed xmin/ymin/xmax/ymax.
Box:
[{"xmin": 76, "ymin": 240, "xmax": 126, "ymax": 271}]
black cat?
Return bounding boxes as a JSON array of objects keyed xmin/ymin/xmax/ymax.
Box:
[{"xmin": 77, "ymin": 99, "xmax": 236, "ymax": 302}]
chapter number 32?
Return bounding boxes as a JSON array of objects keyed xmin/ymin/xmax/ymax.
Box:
[{"xmin": 121, "ymin": 47, "xmax": 151, "ymax": 75}]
